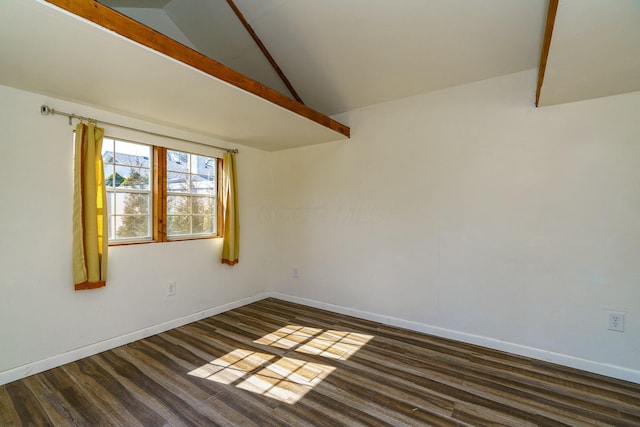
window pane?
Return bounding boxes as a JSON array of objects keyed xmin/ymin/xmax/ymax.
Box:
[
  {"xmin": 167, "ymin": 215, "xmax": 190, "ymax": 235},
  {"xmin": 191, "ymin": 196, "xmax": 214, "ymax": 215},
  {"xmin": 106, "ymin": 192, "xmax": 115, "ymax": 216},
  {"xmin": 114, "ymin": 165, "xmax": 130, "ymax": 181},
  {"xmin": 115, "ymin": 215, "xmax": 149, "ymax": 239},
  {"xmin": 102, "ymin": 138, "xmax": 115, "ymax": 164},
  {"xmin": 167, "ymin": 172, "xmax": 190, "ymax": 193},
  {"xmin": 104, "ymin": 138, "xmax": 152, "ymax": 242},
  {"xmin": 167, "ymin": 150, "xmax": 189, "ymax": 172},
  {"xmin": 167, "ymin": 195, "xmax": 190, "ymax": 215},
  {"xmin": 192, "ymin": 215, "xmax": 214, "ymax": 234},
  {"xmin": 115, "ymin": 140, "xmax": 151, "ymax": 167},
  {"xmin": 191, "ymin": 154, "xmax": 216, "ymax": 175},
  {"xmin": 115, "ymin": 193, "xmax": 149, "ymax": 215},
  {"xmin": 104, "ymin": 164, "xmax": 117, "ymax": 188},
  {"xmin": 191, "ymin": 174, "xmax": 215, "ymax": 194},
  {"xmin": 119, "ymin": 168, "xmax": 150, "ymax": 190},
  {"xmin": 108, "ymin": 214, "xmax": 115, "ymax": 240}
]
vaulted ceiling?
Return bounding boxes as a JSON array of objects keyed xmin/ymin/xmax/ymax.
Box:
[
  {"xmin": 100, "ymin": 0, "xmax": 640, "ymax": 113},
  {"xmin": 1, "ymin": 0, "xmax": 638, "ymax": 151},
  {"xmin": 537, "ymin": 0, "xmax": 640, "ymax": 106},
  {"xmin": 100, "ymin": 0, "xmax": 548, "ymax": 116}
]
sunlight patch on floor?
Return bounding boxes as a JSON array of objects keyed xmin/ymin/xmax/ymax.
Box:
[
  {"xmin": 188, "ymin": 348, "xmax": 335, "ymax": 403},
  {"xmin": 188, "ymin": 325, "xmax": 373, "ymax": 404},
  {"xmin": 254, "ymin": 325, "xmax": 374, "ymax": 360}
]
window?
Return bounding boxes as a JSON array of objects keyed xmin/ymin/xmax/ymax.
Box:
[
  {"xmin": 103, "ymin": 138, "xmax": 152, "ymax": 241},
  {"xmin": 166, "ymin": 150, "xmax": 217, "ymax": 238},
  {"xmin": 101, "ymin": 138, "xmax": 220, "ymax": 244}
]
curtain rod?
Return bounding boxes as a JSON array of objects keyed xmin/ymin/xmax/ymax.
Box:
[{"xmin": 40, "ymin": 105, "xmax": 238, "ymax": 154}]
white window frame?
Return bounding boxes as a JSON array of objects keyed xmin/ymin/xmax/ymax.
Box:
[
  {"xmin": 166, "ymin": 149, "xmax": 218, "ymax": 240},
  {"xmin": 103, "ymin": 137, "xmax": 153, "ymax": 244}
]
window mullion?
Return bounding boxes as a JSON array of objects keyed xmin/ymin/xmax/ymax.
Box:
[{"xmin": 154, "ymin": 146, "xmax": 167, "ymax": 242}]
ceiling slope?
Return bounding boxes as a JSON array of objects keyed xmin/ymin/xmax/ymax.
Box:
[
  {"xmin": 100, "ymin": 0, "xmax": 295, "ymax": 99},
  {"xmin": 160, "ymin": 0, "xmax": 295, "ymax": 98},
  {"xmin": 0, "ymin": 0, "xmax": 348, "ymax": 151},
  {"xmin": 101, "ymin": 0, "xmax": 548, "ymax": 116},
  {"xmin": 235, "ymin": 0, "xmax": 548, "ymax": 115},
  {"xmin": 538, "ymin": 0, "xmax": 640, "ymax": 106}
]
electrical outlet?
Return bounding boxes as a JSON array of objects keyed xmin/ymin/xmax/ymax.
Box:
[
  {"xmin": 607, "ymin": 312, "xmax": 624, "ymax": 332},
  {"xmin": 293, "ymin": 267, "xmax": 300, "ymax": 278},
  {"xmin": 167, "ymin": 282, "xmax": 177, "ymax": 297}
]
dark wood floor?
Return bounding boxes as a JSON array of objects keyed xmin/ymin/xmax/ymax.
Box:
[{"xmin": 1, "ymin": 298, "xmax": 639, "ymax": 426}]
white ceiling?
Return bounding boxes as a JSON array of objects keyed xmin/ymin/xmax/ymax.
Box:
[
  {"xmin": 99, "ymin": 0, "xmax": 172, "ymax": 7},
  {"xmin": 1, "ymin": 0, "xmax": 638, "ymax": 151},
  {"xmin": 0, "ymin": 0, "xmax": 347, "ymax": 151},
  {"xmin": 538, "ymin": 0, "xmax": 640, "ymax": 106},
  {"xmin": 235, "ymin": 0, "xmax": 547, "ymax": 115},
  {"xmin": 102, "ymin": 0, "xmax": 548, "ymax": 115}
]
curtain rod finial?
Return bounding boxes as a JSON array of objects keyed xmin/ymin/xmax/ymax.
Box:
[{"xmin": 40, "ymin": 105, "xmax": 51, "ymax": 115}]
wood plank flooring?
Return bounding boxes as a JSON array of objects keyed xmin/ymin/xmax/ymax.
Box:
[{"xmin": 1, "ymin": 298, "xmax": 639, "ymax": 426}]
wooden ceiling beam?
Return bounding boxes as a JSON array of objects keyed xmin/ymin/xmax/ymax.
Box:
[
  {"xmin": 226, "ymin": 0, "xmax": 304, "ymax": 105},
  {"xmin": 536, "ymin": 0, "xmax": 559, "ymax": 107},
  {"xmin": 42, "ymin": 0, "xmax": 349, "ymax": 138}
]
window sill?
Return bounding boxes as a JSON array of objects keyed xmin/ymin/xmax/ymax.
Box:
[{"xmin": 108, "ymin": 235, "xmax": 220, "ymax": 247}]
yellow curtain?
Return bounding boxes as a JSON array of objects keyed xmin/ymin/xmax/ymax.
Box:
[
  {"xmin": 72, "ymin": 123, "xmax": 108, "ymax": 290},
  {"xmin": 221, "ymin": 151, "xmax": 239, "ymax": 266}
]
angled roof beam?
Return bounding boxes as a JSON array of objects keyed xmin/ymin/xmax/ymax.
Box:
[
  {"xmin": 226, "ymin": 0, "xmax": 304, "ymax": 105},
  {"xmin": 536, "ymin": 0, "xmax": 559, "ymax": 107},
  {"xmin": 43, "ymin": 0, "xmax": 349, "ymax": 138}
]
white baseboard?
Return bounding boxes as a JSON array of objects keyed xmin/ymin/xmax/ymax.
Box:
[
  {"xmin": 267, "ymin": 292, "xmax": 640, "ymax": 384},
  {"xmin": 3, "ymin": 291, "xmax": 638, "ymax": 386},
  {"xmin": 0, "ymin": 293, "xmax": 268, "ymax": 386}
]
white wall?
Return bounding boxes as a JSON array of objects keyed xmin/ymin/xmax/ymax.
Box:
[
  {"xmin": 2, "ymin": 68, "xmax": 640, "ymax": 385},
  {"xmin": 0, "ymin": 85, "xmax": 272, "ymax": 382},
  {"xmin": 268, "ymin": 69, "xmax": 640, "ymax": 381}
]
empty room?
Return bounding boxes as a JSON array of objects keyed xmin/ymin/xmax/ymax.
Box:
[{"xmin": 0, "ymin": 0, "xmax": 639, "ymax": 425}]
